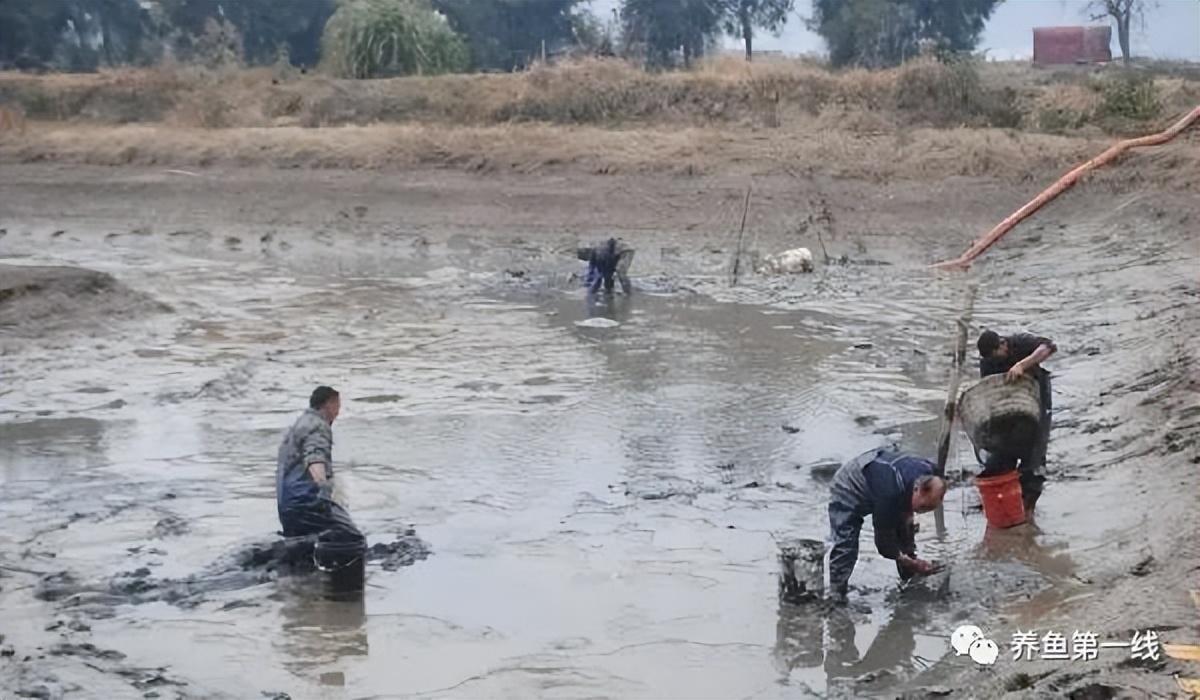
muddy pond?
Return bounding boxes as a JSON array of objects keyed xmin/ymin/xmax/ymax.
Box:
[{"xmin": 2, "ymin": 170, "xmax": 1190, "ymax": 699}]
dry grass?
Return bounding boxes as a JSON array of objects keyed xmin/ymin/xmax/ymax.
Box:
[
  {"xmin": 0, "ymin": 119, "xmax": 1146, "ymax": 184},
  {"xmin": 0, "ymin": 58, "xmax": 1197, "ymax": 185},
  {"xmin": 1, "ymin": 57, "xmax": 1195, "ymax": 132}
]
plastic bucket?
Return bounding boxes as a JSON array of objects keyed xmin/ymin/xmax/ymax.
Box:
[
  {"xmin": 314, "ymin": 538, "xmax": 366, "ymax": 601},
  {"xmin": 975, "ymin": 471, "xmax": 1026, "ymax": 528},
  {"xmin": 777, "ymin": 538, "xmax": 825, "ymax": 604}
]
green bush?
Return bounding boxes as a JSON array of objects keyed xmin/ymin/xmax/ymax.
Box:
[
  {"xmin": 894, "ymin": 55, "xmax": 1019, "ymax": 128},
  {"xmin": 1036, "ymin": 107, "xmax": 1088, "ymax": 134},
  {"xmin": 1096, "ymin": 73, "xmax": 1161, "ymax": 121},
  {"xmin": 321, "ymin": 0, "xmax": 468, "ymax": 79}
]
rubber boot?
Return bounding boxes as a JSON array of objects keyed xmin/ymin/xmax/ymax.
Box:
[
  {"xmin": 1022, "ymin": 489, "xmax": 1041, "ymax": 516},
  {"xmin": 1020, "ymin": 474, "xmax": 1045, "ymax": 516}
]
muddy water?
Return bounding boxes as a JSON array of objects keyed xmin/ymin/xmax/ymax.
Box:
[{"xmin": 0, "ymin": 180, "xmax": 1193, "ymax": 698}]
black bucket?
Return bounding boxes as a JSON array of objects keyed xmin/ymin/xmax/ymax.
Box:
[{"xmin": 314, "ymin": 537, "xmax": 366, "ymax": 601}]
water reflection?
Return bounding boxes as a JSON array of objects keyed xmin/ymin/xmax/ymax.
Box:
[
  {"xmin": 774, "ymin": 594, "xmax": 948, "ymax": 694},
  {"xmin": 977, "ymin": 522, "xmax": 1070, "ymax": 568},
  {"xmin": 976, "ymin": 522, "xmax": 1080, "ymax": 619},
  {"xmin": 278, "ymin": 584, "xmax": 369, "ymax": 685},
  {"xmin": 585, "ymin": 290, "xmax": 634, "ymax": 323}
]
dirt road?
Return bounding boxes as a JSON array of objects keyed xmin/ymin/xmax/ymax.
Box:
[{"xmin": 0, "ymin": 163, "xmax": 1196, "ymax": 699}]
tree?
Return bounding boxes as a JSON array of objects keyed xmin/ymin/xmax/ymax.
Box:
[
  {"xmin": 720, "ymin": 0, "xmax": 794, "ymax": 61},
  {"xmin": 432, "ymin": 0, "xmax": 583, "ymax": 70},
  {"xmin": 621, "ymin": 0, "xmax": 723, "ymax": 68},
  {"xmin": 0, "ymin": 0, "xmax": 154, "ymax": 70},
  {"xmin": 809, "ymin": 0, "xmax": 1001, "ymax": 68},
  {"xmin": 159, "ymin": 0, "xmax": 337, "ymax": 67},
  {"xmin": 1085, "ymin": 0, "xmax": 1153, "ymax": 64},
  {"xmin": 321, "ymin": 0, "xmax": 468, "ymax": 78},
  {"xmin": 571, "ymin": 8, "xmax": 619, "ymax": 57}
]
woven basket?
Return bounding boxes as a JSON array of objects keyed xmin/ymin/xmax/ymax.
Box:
[{"xmin": 957, "ymin": 374, "xmax": 1042, "ymax": 457}]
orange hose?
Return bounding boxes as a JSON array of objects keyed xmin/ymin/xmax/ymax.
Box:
[{"xmin": 933, "ymin": 105, "xmax": 1200, "ymax": 269}]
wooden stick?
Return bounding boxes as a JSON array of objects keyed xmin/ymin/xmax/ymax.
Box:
[
  {"xmin": 935, "ymin": 284, "xmax": 978, "ymax": 477},
  {"xmin": 730, "ymin": 185, "xmax": 753, "ymax": 287},
  {"xmin": 815, "ymin": 223, "xmax": 831, "ymax": 265},
  {"xmin": 933, "ymin": 283, "xmax": 977, "ymax": 539}
]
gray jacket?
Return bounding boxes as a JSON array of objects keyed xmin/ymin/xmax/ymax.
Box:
[{"xmin": 276, "ymin": 408, "xmax": 333, "ymax": 511}]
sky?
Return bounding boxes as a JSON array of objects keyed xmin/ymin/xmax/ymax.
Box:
[{"xmin": 586, "ymin": 0, "xmax": 1200, "ymax": 61}]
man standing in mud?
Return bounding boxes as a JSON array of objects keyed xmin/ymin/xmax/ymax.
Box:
[
  {"xmin": 827, "ymin": 448, "xmax": 946, "ymax": 602},
  {"xmin": 276, "ymin": 386, "xmax": 365, "ymax": 550},
  {"xmin": 576, "ymin": 237, "xmax": 634, "ymax": 295},
  {"xmin": 976, "ymin": 330, "xmax": 1057, "ymax": 513}
]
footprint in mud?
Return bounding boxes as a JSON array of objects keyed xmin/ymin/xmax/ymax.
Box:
[
  {"xmin": 623, "ymin": 475, "xmax": 703, "ymax": 502},
  {"xmin": 168, "ymin": 229, "xmax": 213, "ymax": 245},
  {"xmin": 456, "ymin": 380, "xmax": 504, "ymax": 392},
  {"xmin": 152, "ymin": 515, "xmax": 189, "ymax": 539},
  {"xmin": 50, "ymin": 643, "xmax": 125, "ymax": 662},
  {"xmin": 104, "ymin": 228, "xmax": 152, "ymax": 244},
  {"xmin": 355, "ymin": 394, "xmax": 404, "ymax": 404},
  {"xmin": 520, "ymin": 394, "xmax": 567, "ymax": 405}
]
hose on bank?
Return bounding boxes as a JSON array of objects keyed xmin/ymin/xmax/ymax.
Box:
[{"xmin": 933, "ymin": 105, "xmax": 1200, "ymax": 270}]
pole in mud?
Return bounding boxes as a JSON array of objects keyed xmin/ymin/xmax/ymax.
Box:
[
  {"xmin": 935, "ymin": 284, "xmax": 978, "ymax": 478},
  {"xmin": 730, "ymin": 185, "xmax": 753, "ymax": 286},
  {"xmin": 933, "ymin": 284, "xmax": 978, "ymax": 538}
]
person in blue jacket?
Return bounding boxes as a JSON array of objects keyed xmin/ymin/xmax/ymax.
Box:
[
  {"xmin": 577, "ymin": 238, "xmax": 634, "ymax": 295},
  {"xmin": 827, "ymin": 448, "xmax": 946, "ymax": 601}
]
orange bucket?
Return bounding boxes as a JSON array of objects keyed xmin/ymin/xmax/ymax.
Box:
[{"xmin": 976, "ymin": 471, "xmax": 1026, "ymax": 528}]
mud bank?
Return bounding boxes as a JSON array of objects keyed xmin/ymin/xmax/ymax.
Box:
[
  {"xmin": 0, "ymin": 263, "xmax": 169, "ymax": 339},
  {"xmin": 0, "ymin": 163, "xmax": 1197, "ymax": 698}
]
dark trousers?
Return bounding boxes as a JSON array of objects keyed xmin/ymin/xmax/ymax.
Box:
[
  {"xmin": 828, "ymin": 502, "xmax": 916, "ymax": 593},
  {"xmin": 279, "ymin": 499, "xmax": 365, "ymax": 547},
  {"xmin": 586, "ymin": 261, "xmax": 614, "ymax": 294},
  {"xmin": 981, "ymin": 375, "xmax": 1051, "ymax": 502},
  {"xmin": 827, "ymin": 501, "xmax": 862, "ymax": 595}
]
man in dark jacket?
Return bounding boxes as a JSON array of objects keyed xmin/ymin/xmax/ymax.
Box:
[
  {"xmin": 276, "ymin": 386, "xmax": 365, "ymax": 552},
  {"xmin": 827, "ymin": 448, "xmax": 947, "ymax": 600},
  {"xmin": 577, "ymin": 238, "xmax": 634, "ymax": 295},
  {"xmin": 976, "ymin": 330, "xmax": 1056, "ymax": 512}
]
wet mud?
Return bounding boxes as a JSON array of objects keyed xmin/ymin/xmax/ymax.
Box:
[
  {"xmin": 0, "ymin": 165, "xmax": 1197, "ymax": 698},
  {"xmin": 0, "ymin": 264, "xmax": 170, "ymax": 339}
]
